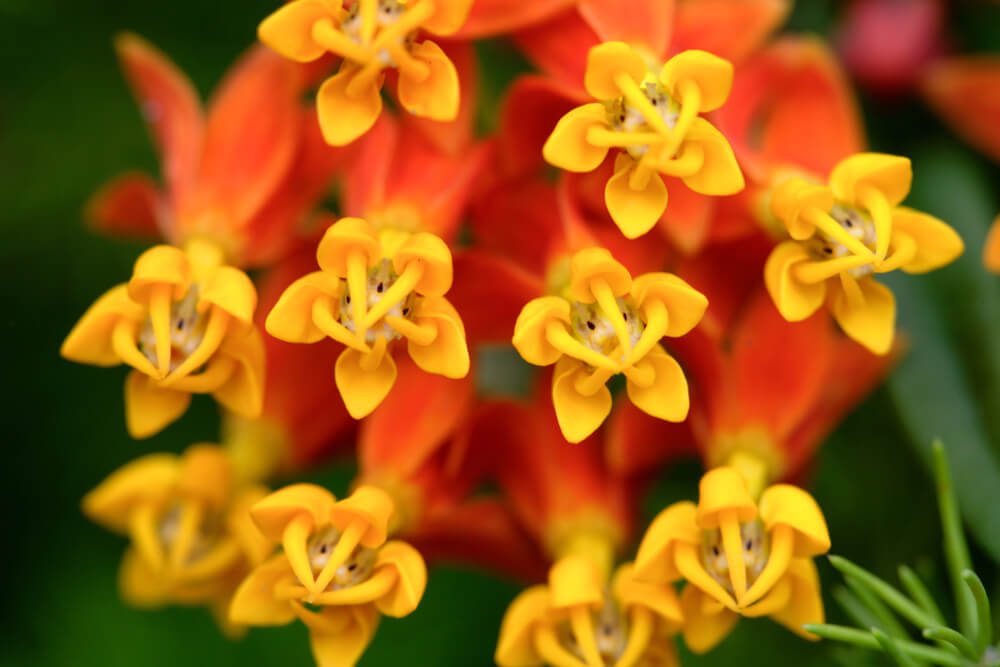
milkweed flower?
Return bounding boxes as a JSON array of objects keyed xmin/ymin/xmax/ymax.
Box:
[
  {"xmin": 496, "ymin": 555, "xmax": 683, "ymax": 667},
  {"xmin": 82, "ymin": 444, "xmax": 272, "ymax": 634},
  {"xmin": 634, "ymin": 466, "xmax": 830, "ymax": 653},
  {"xmin": 765, "ymin": 152, "xmax": 963, "ymax": 354},
  {"xmin": 230, "ymin": 484, "xmax": 426, "ymax": 667},
  {"xmin": 544, "ymin": 42, "xmax": 744, "ymax": 238},
  {"xmin": 265, "ymin": 216, "xmax": 469, "ymax": 418},
  {"xmin": 62, "ymin": 241, "xmax": 264, "ymax": 438},
  {"xmin": 258, "ymin": 0, "xmax": 473, "ymax": 146},
  {"xmin": 513, "ymin": 246, "xmax": 707, "ymax": 443}
]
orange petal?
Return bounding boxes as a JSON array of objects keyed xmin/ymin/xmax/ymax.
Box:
[
  {"xmin": 450, "ymin": 250, "xmax": 544, "ymax": 345},
  {"xmin": 471, "ymin": 179, "xmax": 564, "ymax": 276},
  {"xmin": 671, "ymin": 0, "xmax": 790, "ymax": 64},
  {"xmin": 606, "ymin": 398, "xmax": 697, "ymax": 476},
  {"xmin": 578, "ymin": 0, "xmax": 673, "ymax": 59},
  {"xmin": 513, "ymin": 10, "xmax": 599, "ymax": 92},
  {"xmin": 657, "ymin": 179, "xmax": 714, "ymax": 255},
  {"xmin": 86, "ymin": 173, "xmax": 164, "ymax": 240},
  {"xmin": 922, "ymin": 56, "xmax": 1000, "ymax": 163},
  {"xmin": 715, "ymin": 37, "xmax": 865, "ymax": 183},
  {"xmin": 453, "ymin": 0, "xmax": 576, "ymax": 38},
  {"xmin": 190, "ymin": 46, "xmax": 302, "ymax": 234},
  {"xmin": 114, "ymin": 32, "xmax": 204, "ymax": 207},
  {"xmin": 497, "ymin": 75, "xmax": 581, "ymax": 182}
]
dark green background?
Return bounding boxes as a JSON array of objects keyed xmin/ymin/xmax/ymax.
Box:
[{"xmin": 3, "ymin": 1, "xmax": 1000, "ymax": 665}]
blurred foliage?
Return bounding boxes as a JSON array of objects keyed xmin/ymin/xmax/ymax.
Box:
[{"xmin": 3, "ymin": 1, "xmax": 1000, "ymax": 666}]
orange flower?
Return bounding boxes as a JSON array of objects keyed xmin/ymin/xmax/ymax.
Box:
[{"xmin": 87, "ymin": 33, "xmax": 346, "ymax": 268}]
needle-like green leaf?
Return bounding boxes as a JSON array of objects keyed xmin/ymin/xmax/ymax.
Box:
[
  {"xmin": 898, "ymin": 565, "xmax": 946, "ymax": 627},
  {"xmin": 962, "ymin": 569, "xmax": 993, "ymax": 654},
  {"xmin": 804, "ymin": 624, "xmax": 963, "ymax": 665},
  {"xmin": 829, "ymin": 555, "xmax": 939, "ymax": 630},
  {"xmin": 933, "ymin": 442, "xmax": 977, "ymax": 638}
]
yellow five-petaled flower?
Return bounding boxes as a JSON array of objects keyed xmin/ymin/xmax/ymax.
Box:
[
  {"xmin": 497, "ymin": 555, "xmax": 683, "ymax": 667},
  {"xmin": 544, "ymin": 42, "xmax": 744, "ymax": 239},
  {"xmin": 259, "ymin": 0, "xmax": 473, "ymax": 145},
  {"xmin": 61, "ymin": 240, "xmax": 264, "ymax": 438},
  {"xmin": 513, "ymin": 247, "xmax": 707, "ymax": 443},
  {"xmin": 633, "ymin": 467, "xmax": 830, "ymax": 654},
  {"xmin": 765, "ymin": 152, "xmax": 964, "ymax": 354},
  {"xmin": 230, "ymin": 484, "xmax": 427, "ymax": 667},
  {"xmin": 266, "ymin": 217, "xmax": 469, "ymax": 419}
]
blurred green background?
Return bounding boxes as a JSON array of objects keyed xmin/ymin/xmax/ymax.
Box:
[{"xmin": 4, "ymin": 1, "xmax": 1000, "ymax": 665}]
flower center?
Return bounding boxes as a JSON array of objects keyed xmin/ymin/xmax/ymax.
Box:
[
  {"xmin": 809, "ymin": 203, "xmax": 878, "ymax": 277},
  {"xmin": 606, "ymin": 79, "xmax": 681, "ymax": 161},
  {"xmin": 338, "ymin": 0, "xmax": 422, "ymax": 68},
  {"xmin": 306, "ymin": 526, "xmax": 377, "ymax": 591},
  {"xmin": 339, "ymin": 259, "xmax": 417, "ymax": 344},
  {"xmin": 139, "ymin": 286, "xmax": 207, "ymax": 372},
  {"xmin": 559, "ymin": 597, "xmax": 629, "ymax": 666},
  {"xmin": 570, "ymin": 299, "xmax": 645, "ymax": 358},
  {"xmin": 701, "ymin": 520, "xmax": 770, "ymax": 594}
]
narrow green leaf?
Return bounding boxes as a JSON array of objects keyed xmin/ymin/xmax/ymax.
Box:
[
  {"xmin": 962, "ymin": 569, "xmax": 993, "ymax": 653},
  {"xmin": 922, "ymin": 627, "xmax": 979, "ymax": 661},
  {"xmin": 834, "ymin": 586, "xmax": 883, "ymax": 632},
  {"xmin": 805, "ymin": 624, "xmax": 963, "ymax": 665},
  {"xmin": 898, "ymin": 565, "xmax": 946, "ymax": 627},
  {"xmin": 829, "ymin": 555, "xmax": 939, "ymax": 629},
  {"xmin": 933, "ymin": 442, "xmax": 977, "ymax": 638},
  {"xmin": 874, "ymin": 628, "xmax": 922, "ymax": 667},
  {"xmin": 844, "ymin": 575, "xmax": 914, "ymax": 644}
]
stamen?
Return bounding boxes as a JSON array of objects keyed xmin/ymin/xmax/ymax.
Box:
[
  {"xmin": 370, "ymin": 1, "xmax": 434, "ymax": 51},
  {"xmin": 312, "ymin": 566, "xmax": 398, "ymax": 606},
  {"xmin": 794, "ymin": 254, "xmax": 874, "ymax": 284},
  {"xmin": 284, "ymin": 515, "xmax": 317, "ymax": 590},
  {"xmin": 359, "ymin": 335, "xmax": 389, "ymax": 372},
  {"xmin": 741, "ymin": 524, "xmax": 794, "ymax": 608},
  {"xmin": 160, "ymin": 308, "xmax": 229, "ymax": 384},
  {"xmin": 839, "ymin": 272, "xmax": 866, "ymax": 308},
  {"xmin": 358, "ymin": 0, "xmax": 379, "ymax": 44},
  {"xmin": 346, "ymin": 251, "xmax": 371, "ymax": 338},
  {"xmin": 589, "ymin": 279, "xmax": 632, "ymax": 357},
  {"xmin": 166, "ymin": 356, "xmax": 235, "ymax": 393},
  {"xmin": 585, "ymin": 127, "xmax": 664, "ymax": 148},
  {"xmin": 661, "ymin": 80, "xmax": 701, "ymax": 157},
  {"xmin": 655, "ymin": 142, "xmax": 704, "ymax": 177},
  {"xmin": 857, "ymin": 185, "xmax": 892, "ymax": 262},
  {"xmin": 312, "ymin": 19, "xmax": 374, "ymax": 62},
  {"xmin": 627, "ymin": 161, "xmax": 654, "ymax": 191},
  {"xmin": 168, "ymin": 501, "xmax": 204, "ymax": 569},
  {"xmin": 385, "ymin": 315, "xmax": 437, "ymax": 346},
  {"xmin": 360, "ymin": 261, "xmax": 424, "ymax": 329},
  {"xmin": 624, "ymin": 299, "xmax": 667, "ymax": 367},
  {"xmin": 574, "ymin": 365, "xmax": 618, "ymax": 397},
  {"xmin": 312, "ymin": 519, "xmax": 367, "ymax": 593},
  {"xmin": 803, "ymin": 208, "xmax": 877, "ymax": 261},
  {"xmin": 675, "ymin": 542, "xmax": 737, "ymax": 611},
  {"xmin": 570, "ymin": 606, "xmax": 604, "ymax": 667},
  {"xmin": 313, "ymin": 297, "xmax": 371, "ymax": 353},
  {"xmin": 878, "ymin": 231, "xmax": 918, "ymax": 273},
  {"xmin": 535, "ymin": 624, "xmax": 588, "ymax": 667},
  {"xmin": 742, "ymin": 578, "xmax": 792, "ymax": 617},
  {"xmin": 129, "ymin": 503, "xmax": 165, "ymax": 571},
  {"xmin": 616, "ymin": 606, "xmax": 653, "ymax": 667},
  {"xmin": 719, "ymin": 510, "xmax": 748, "ymax": 602},
  {"xmin": 346, "ymin": 59, "xmax": 385, "ymax": 99},
  {"xmin": 545, "ymin": 321, "xmax": 620, "ymax": 372},
  {"xmin": 149, "ymin": 284, "xmax": 174, "ymax": 377},
  {"xmin": 112, "ymin": 319, "xmax": 161, "ymax": 378},
  {"xmin": 614, "ymin": 73, "xmax": 670, "ymax": 136}
]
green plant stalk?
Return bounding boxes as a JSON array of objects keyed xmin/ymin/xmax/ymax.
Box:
[
  {"xmin": 932, "ymin": 441, "xmax": 977, "ymax": 638},
  {"xmin": 804, "ymin": 624, "xmax": 963, "ymax": 665}
]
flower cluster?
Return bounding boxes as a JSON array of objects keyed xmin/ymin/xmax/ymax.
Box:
[{"xmin": 65, "ymin": 1, "xmax": 978, "ymax": 665}]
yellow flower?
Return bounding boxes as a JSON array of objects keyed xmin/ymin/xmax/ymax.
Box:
[
  {"xmin": 82, "ymin": 444, "xmax": 273, "ymax": 635},
  {"xmin": 258, "ymin": 0, "xmax": 472, "ymax": 145},
  {"xmin": 765, "ymin": 152, "xmax": 964, "ymax": 354},
  {"xmin": 512, "ymin": 247, "xmax": 707, "ymax": 443},
  {"xmin": 633, "ymin": 467, "xmax": 830, "ymax": 654},
  {"xmin": 230, "ymin": 484, "xmax": 427, "ymax": 667},
  {"xmin": 496, "ymin": 555, "xmax": 683, "ymax": 667},
  {"xmin": 543, "ymin": 42, "xmax": 744, "ymax": 239},
  {"xmin": 61, "ymin": 239, "xmax": 264, "ymax": 438},
  {"xmin": 265, "ymin": 217, "xmax": 469, "ymax": 419}
]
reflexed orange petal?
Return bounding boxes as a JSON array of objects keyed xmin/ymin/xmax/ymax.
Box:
[
  {"xmin": 657, "ymin": 179, "xmax": 713, "ymax": 255},
  {"xmin": 86, "ymin": 173, "xmax": 164, "ymax": 240},
  {"xmin": 715, "ymin": 37, "xmax": 865, "ymax": 183},
  {"xmin": 471, "ymin": 180, "xmax": 564, "ymax": 276},
  {"xmin": 450, "ymin": 250, "xmax": 544, "ymax": 345},
  {"xmin": 922, "ymin": 56, "xmax": 1000, "ymax": 163},
  {"xmin": 606, "ymin": 399, "xmax": 696, "ymax": 476},
  {"xmin": 579, "ymin": 0, "xmax": 673, "ymax": 57},
  {"xmin": 454, "ymin": 0, "xmax": 577, "ymax": 38},
  {"xmin": 497, "ymin": 75, "xmax": 582, "ymax": 181},
  {"xmin": 671, "ymin": 0, "xmax": 789, "ymax": 63},
  {"xmin": 114, "ymin": 32, "xmax": 204, "ymax": 206},
  {"xmin": 514, "ymin": 10, "xmax": 599, "ymax": 92}
]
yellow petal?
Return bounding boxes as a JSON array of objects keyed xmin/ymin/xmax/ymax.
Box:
[
  {"xmin": 265, "ymin": 272, "xmax": 341, "ymax": 343},
  {"xmin": 768, "ymin": 559, "xmax": 824, "ymax": 639},
  {"xmin": 118, "ymin": 547, "xmax": 168, "ymax": 608},
  {"xmin": 392, "ymin": 231, "xmax": 454, "ymax": 296},
  {"xmin": 568, "ymin": 246, "xmax": 632, "ymax": 301},
  {"xmin": 696, "ymin": 467, "xmax": 757, "ymax": 528},
  {"xmin": 659, "ymin": 50, "xmax": 734, "ymax": 113},
  {"xmin": 625, "ymin": 345, "xmax": 690, "ymax": 422},
  {"xmin": 680, "ymin": 118, "xmax": 744, "ymax": 196},
  {"xmin": 127, "ymin": 244, "xmax": 190, "ymax": 304},
  {"xmin": 407, "ymin": 296, "xmax": 469, "ymax": 378},
  {"xmin": 229, "ymin": 486, "xmax": 275, "ymax": 567},
  {"xmin": 495, "ymin": 586, "xmax": 550, "ymax": 667},
  {"xmin": 331, "ymin": 485, "xmax": 394, "ymax": 549},
  {"xmin": 829, "ymin": 153, "xmax": 912, "ymax": 207},
  {"xmin": 308, "ymin": 606, "xmax": 380, "ymax": 667},
  {"xmin": 421, "ymin": 0, "xmax": 474, "ymax": 35},
  {"xmin": 213, "ymin": 328, "xmax": 265, "ymax": 418},
  {"xmin": 680, "ymin": 584, "xmax": 739, "ymax": 654},
  {"xmin": 317, "ymin": 217, "xmax": 381, "ymax": 275},
  {"xmin": 229, "ymin": 555, "xmax": 298, "ymax": 626},
  {"xmin": 258, "ymin": 0, "xmax": 333, "ymax": 63},
  {"xmin": 830, "ymin": 276, "xmax": 895, "ymax": 355},
  {"xmin": 891, "ymin": 207, "xmax": 964, "ymax": 274},
  {"xmin": 62, "ymin": 285, "xmax": 144, "ymax": 366},
  {"xmin": 175, "ymin": 444, "xmax": 232, "ymax": 508},
  {"xmin": 82, "ymin": 453, "xmax": 178, "ymax": 531},
  {"xmin": 633, "ymin": 501, "xmax": 700, "ymax": 583},
  {"xmin": 317, "ymin": 65, "xmax": 383, "ymax": 146},
  {"xmin": 630, "ymin": 272, "xmax": 708, "ymax": 337},
  {"xmin": 543, "ymin": 103, "xmax": 612, "ymax": 173},
  {"xmin": 125, "ymin": 371, "xmax": 191, "ymax": 438},
  {"xmin": 512, "ymin": 297, "xmax": 572, "ymax": 367},
  {"xmin": 605, "ymin": 154, "xmax": 667, "ymax": 238},
  {"xmin": 584, "ymin": 41, "xmax": 647, "ymax": 101},
  {"xmin": 613, "ymin": 562, "xmax": 684, "ymax": 630},
  {"xmin": 758, "ymin": 485, "xmax": 831, "ymax": 557},
  {"xmin": 335, "ymin": 347, "xmax": 398, "ymax": 418},
  {"xmin": 551, "ymin": 356, "xmax": 612, "ymax": 443},
  {"xmin": 985, "ymin": 215, "xmax": 1000, "ymax": 273},
  {"xmin": 373, "ymin": 540, "xmax": 427, "ymax": 617},
  {"xmin": 770, "ymin": 177, "xmax": 835, "ymax": 241},
  {"xmin": 199, "ymin": 266, "xmax": 258, "ymax": 327},
  {"xmin": 251, "ymin": 483, "xmax": 337, "ymax": 542},
  {"xmin": 549, "ymin": 555, "xmax": 604, "ymax": 610},
  {"xmin": 764, "ymin": 241, "xmax": 827, "ymax": 322},
  {"xmin": 397, "ymin": 40, "xmax": 459, "ymax": 122}
]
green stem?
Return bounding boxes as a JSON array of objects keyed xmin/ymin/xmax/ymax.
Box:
[
  {"xmin": 804, "ymin": 624, "xmax": 963, "ymax": 665},
  {"xmin": 899, "ymin": 565, "xmax": 947, "ymax": 627},
  {"xmin": 829, "ymin": 555, "xmax": 940, "ymax": 629},
  {"xmin": 933, "ymin": 440, "xmax": 976, "ymax": 638}
]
